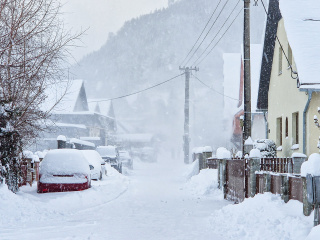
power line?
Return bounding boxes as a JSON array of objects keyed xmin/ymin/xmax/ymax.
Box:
[
  {"xmin": 195, "ymin": 7, "xmax": 243, "ymax": 66},
  {"xmin": 260, "ymin": 0, "xmax": 298, "ymax": 80},
  {"xmin": 191, "ymin": 73, "xmax": 239, "ymax": 101},
  {"xmin": 192, "ymin": 0, "xmax": 241, "ymax": 66},
  {"xmin": 183, "ymin": 0, "xmax": 231, "ymax": 66},
  {"xmin": 180, "ymin": 0, "xmax": 222, "ymax": 66},
  {"xmin": 88, "ymin": 73, "xmax": 184, "ymax": 103}
]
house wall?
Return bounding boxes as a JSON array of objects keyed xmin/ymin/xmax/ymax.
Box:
[
  {"xmin": 307, "ymin": 92, "xmax": 320, "ymax": 155},
  {"xmin": 268, "ymin": 19, "xmax": 308, "ymax": 157}
]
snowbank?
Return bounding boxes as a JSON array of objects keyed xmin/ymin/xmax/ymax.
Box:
[
  {"xmin": 301, "ymin": 153, "xmax": 320, "ymax": 177},
  {"xmin": 0, "ymin": 166, "xmax": 128, "ymax": 226},
  {"xmin": 305, "ymin": 224, "xmax": 320, "ymax": 240},
  {"xmin": 183, "ymin": 159, "xmax": 200, "ymax": 180},
  {"xmin": 185, "ymin": 169, "xmax": 222, "ymax": 199},
  {"xmin": 210, "ymin": 193, "xmax": 313, "ymax": 240}
]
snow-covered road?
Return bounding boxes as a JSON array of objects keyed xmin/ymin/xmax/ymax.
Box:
[
  {"xmin": 0, "ymin": 155, "xmax": 228, "ymax": 240},
  {"xmin": 1, "ymin": 154, "xmax": 318, "ymax": 240}
]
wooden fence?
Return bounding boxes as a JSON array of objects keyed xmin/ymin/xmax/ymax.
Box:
[{"xmin": 207, "ymin": 157, "xmax": 307, "ymax": 210}]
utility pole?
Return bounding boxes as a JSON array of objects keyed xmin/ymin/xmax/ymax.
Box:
[
  {"xmin": 179, "ymin": 66, "xmax": 199, "ymax": 164},
  {"xmin": 243, "ymin": 0, "xmax": 251, "ymax": 151}
]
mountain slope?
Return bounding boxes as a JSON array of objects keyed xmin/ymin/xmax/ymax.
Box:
[{"xmin": 71, "ymin": 0, "xmax": 266, "ymax": 150}]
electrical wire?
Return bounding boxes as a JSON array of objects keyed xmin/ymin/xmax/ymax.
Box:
[
  {"xmin": 180, "ymin": 0, "xmax": 222, "ymax": 66},
  {"xmin": 191, "ymin": 73, "xmax": 239, "ymax": 101},
  {"xmin": 194, "ymin": 7, "xmax": 243, "ymax": 66},
  {"xmin": 192, "ymin": 0, "xmax": 241, "ymax": 66},
  {"xmin": 88, "ymin": 73, "xmax": 184, "ymax": 103},
  {"xmin": 183, "ymin": 0, "xmax": 231, "ymax": 66},
  {"xmin": 260, "ymin": 0, "xmax": 298, "ymax": 80}
]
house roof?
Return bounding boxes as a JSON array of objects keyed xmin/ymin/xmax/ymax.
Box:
[
  {"xmin": 257, "ymin": 0, "xmax": 282, "ymax": 111},
  {"xmin": 280, "ymin": 0, "xmax": 320, "ymax": 86},
  {"xmin": 43, "ymin": 79, "xmax": 89, "ymax": 113},
  {"xmin": 87, "ymin": 99, "xmax": 115, "ymax": 118}
]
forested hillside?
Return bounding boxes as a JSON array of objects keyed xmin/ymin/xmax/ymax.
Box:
[{"xmin": 72, "ymin": 0, "xmax": 266, "ymax": 150}]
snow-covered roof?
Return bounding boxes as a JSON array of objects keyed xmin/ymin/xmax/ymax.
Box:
[
  {"xmin": 43, "ymin": 80, "xmax": 88, "ymax": 113},
  {"xmin": 88, "ymin": 99, "xmax": 113, "ymax": 117},
  {"xmin": 280, "ymin": 0, "xmax": 320, "ymax": 86}
]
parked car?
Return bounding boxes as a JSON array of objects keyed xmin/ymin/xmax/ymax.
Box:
[
  {"xmin": 119, "ymin": 150, "xmax": 133, "ymax": 169},
  {"xmin": 96, "ymin": 146, "xmax": 122, "ymax": 173},
  {"xmin": 81, "ymin": 150, "xmax": 104, "ymax": 180},
  {"xmin": 37, "ymin": 149, "xmax": 91, "ymax": 193}
]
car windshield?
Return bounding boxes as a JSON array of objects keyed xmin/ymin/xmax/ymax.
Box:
[{"xmin": 96, "ymin": 146, "xmax": 117, "ymax": 158}]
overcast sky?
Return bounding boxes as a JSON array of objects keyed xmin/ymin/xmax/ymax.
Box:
[{"xmin": 61, "ymin": 0, "xmax": 168, "ymax": 62}]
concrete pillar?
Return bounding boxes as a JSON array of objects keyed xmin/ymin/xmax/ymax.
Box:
[
  {"xmin": 302, "ymin": 177, "xmax": 313, "ymax": 216},
  {"xmin": 281, "ymin": 174, "xmax": 289, "ymax": 203},
  {"xmin": 292, "ymin": 156, "xmax": 307, "ymax": 174},
  {"xmin": 249, "ymin": 157, "xmax": 260, "ymax": 197},
  {"xmin": 264, "ymin": 172, "xmax": 271, "ymax": 192}
]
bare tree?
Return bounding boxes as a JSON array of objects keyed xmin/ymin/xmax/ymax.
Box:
[{"xmin": 0, "ymin": 0, "xmax": 82, "ymax": 192}]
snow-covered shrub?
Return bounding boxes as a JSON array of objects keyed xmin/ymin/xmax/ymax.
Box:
[{"xmin": 253, "ymin": 139, "xmax": 277, "ymax": 158}]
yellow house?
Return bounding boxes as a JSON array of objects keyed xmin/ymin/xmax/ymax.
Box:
[{"xmin": 257, "ymin": 0, "xmax": 320, "ymax": 157}]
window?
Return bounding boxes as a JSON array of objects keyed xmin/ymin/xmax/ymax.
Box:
[
  {"xmin": 276, "ymin": 117, "xmax": 282, "ymax": 146},
  {"xmin": 285, "ymin": 117, "xmax": 288, "ymax": 137},
  {"xmin": 288, "ymin": 44, "xmax": 292, "ymax": 67},
  {"xmin": 279, "ymin": 47, "xmax": 282, "ymax": 74},
  {"xmin": 292, "ymin": 112, "xmax": 299, "ymax": 144}
]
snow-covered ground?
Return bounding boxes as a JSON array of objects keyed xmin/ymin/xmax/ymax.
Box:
[{"xmin": 0, "ymin": 154, "xmax": 319, "ymax": 239}]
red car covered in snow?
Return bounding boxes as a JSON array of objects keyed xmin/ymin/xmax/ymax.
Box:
[{"xmin": 37, "ymin": 149, "xmax": 91, "ymax": 193}]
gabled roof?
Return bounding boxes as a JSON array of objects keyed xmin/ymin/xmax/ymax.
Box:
[
  {"xmin": 43, "ymin": 80, "xmax": 89, "ymax": 113},
  {"xmin": 87, "ymin": 99, "xmax": 115, "ymax": 118},
  {"xmin": 280, "ymin": 0, "xmax": 320, "ymax": 87},
  {"xmin": 257, "ymin": 0, "xmax": 282, "ymax": 111}
]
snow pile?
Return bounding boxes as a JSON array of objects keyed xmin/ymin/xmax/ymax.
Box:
[
  {"xmin": 57, "ymin": 135, "xmax": 66, "ymax": 141},
  {"xmin": 305, "ymin": 225, "xmax": 320, "ymax": 240},
  {"xmin": 235, "ymin": 151, "xmax": 243, "ymax": 158},
  {"xmin": 301, "ymin": 153, "xmax": 320, "ymax": 177},
  {"xmin": 0, "ymin": 166, "xmax": 128, "ymax": 226},
  {"xmin": 183, "ymin": 159, "xmax": 200, "ymax": 180},
  {"xmin": 210, "ymin": 193, "xmax": 313, "ymax": 240},
  {"xmin": 249, "ymin": 149, "xmax": 261, "ymax": 159},
  {"xmin": 216, "ymin": 147, "xmax": 231, "ymax": 159},
  {"xmin": 185, "ymin": 169, "xmax": 222, "ymax": 199},
  {"xmin": 23, "ymin": 150, "xmax": 40, "ymax": 163}
]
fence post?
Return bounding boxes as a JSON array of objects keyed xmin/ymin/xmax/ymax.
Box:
[
  {"xmin": 249, "ymin": 156, "xmax": 261, "ymax": 197},
  {"xmin": 264, "ymin": 172, "xmax": 271, "ymax": 192},
  {"xmin": 57, "ymin": 135, "xmax": 67, "ymax": 149},
  {"xmin": 302, "ymin": 176, "xmax": 313, "ymax": 216},
  {"xmin": 218, "ymin": 159, "xmax": 227, "ymax": 195},
  {"xmin": 292, "ymin": 154, "xmax": 307, "ymax": 174},
  {"xmin": 281, "ymin": 174, "xmax": 289, "ymax": 203}
]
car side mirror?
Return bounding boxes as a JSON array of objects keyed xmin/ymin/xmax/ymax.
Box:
[{"xmin": 89, "ymin": 165, "xmax": 94, "ymax": 170}]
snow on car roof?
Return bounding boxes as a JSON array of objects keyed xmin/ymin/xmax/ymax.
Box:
[
  {"xmin": 40, "ymin": 149, "xmax": 90, "ymax": 175},
  {"xmin": 81, "ymin": 150, "xmax": 104, "ymax": 165}
]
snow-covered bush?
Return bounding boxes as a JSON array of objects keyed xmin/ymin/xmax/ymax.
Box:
[{"xmin": 253, "ymin": 139, "xmax": 277, "ymax": 158}]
